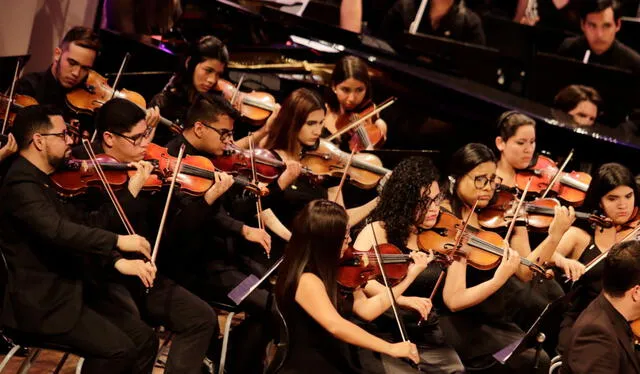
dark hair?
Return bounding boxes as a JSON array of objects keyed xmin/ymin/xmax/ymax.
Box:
[
  {"xmin": 446, "ymin": 143, "xmax": 497, "ymax": 217},
  {"xmin": 264, "ymin": 88, "xmax": 325, "ymax": 154},
  {"xmin": 184, "ymin": 93, "xmax": 240, "ymax": 129},
  {"xmin": 496, "ymin": 111, "xmax": 536, "ymax": 141},
  {"xmin": 326, "ymin": 56, "xmax": 372, "ymax": 113},
  {"xmin": 12, "ymin": 105, "xmax": 62, "ymax": 150},
  {"xmin": 369, "ymin": 157, "xmax": 440, "ymax": 248},
  {"xmin": 184, "ymin": 35, "xmax": 229, "ymax": 82},
  {"xmin": 60, "ymin": 26, "xmax": 101, "ymax": 52},
  {"xmin": 275, "ymin": 200, "xmax": 349, "ymax": 317},
  {"xmin": 95, "ymin": 98, "xmax": 146, "ymax": 138},
  {"xmin": 553, "ymin": 85, "xmax": 603, "ymax": 113},
  {"xmin": 603, "ymin": 240, "xmax": 640, "ymax": 297},
  {"xmin": 582, "ymin": 163, "xmax": 639, "ymax": 216},
  {"xmin": 579, "ymin": 0, "xmax": 621, "ymax": 21}
]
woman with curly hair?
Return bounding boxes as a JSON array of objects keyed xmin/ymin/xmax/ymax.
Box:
[{"xmin": 353, "ymin": 156, "xmax": 464, "ymax": 373}]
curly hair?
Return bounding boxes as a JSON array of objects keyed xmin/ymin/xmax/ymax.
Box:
[{"xmin": 368, "ymin": 157, "xmax": 440, "ymax": 248}]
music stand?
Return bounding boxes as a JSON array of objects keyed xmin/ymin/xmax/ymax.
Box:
[{"xmin": 493, "ymin": 293, "xmax": 571, "ymax": 364}]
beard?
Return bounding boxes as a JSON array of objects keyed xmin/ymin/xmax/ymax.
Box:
[{"xmin": 46, "ymin": 145, "xmax": 70, "ymax": 170}]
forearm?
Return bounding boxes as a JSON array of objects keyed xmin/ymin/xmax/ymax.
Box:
[
  {"xmin": 261, "ymin": 208, "xmax": 291, "ymax": 241},
  {"xmin": 516, "ymin": 233, "xmax": 562, "ymax": 281},
  {"xmin": 330, "ymin": 317, "xmax": 393, "ymax": 355},
  {"xmin": 340, "ymin": 0, "xmax": 362, "ymax": 33},
  {"xmin": 346, "ymin": 197, "xmax": 378, "ymax": 227},
  {"xmin": 358, "ymin": 275, "xmax": 419, "ymax": 321}
]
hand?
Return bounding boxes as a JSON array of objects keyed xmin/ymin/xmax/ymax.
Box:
[
  {"xmin": 407, "ymin": 250, "xmax": 434, "ymax": 278},
  {"xmin": 518, "ymin": 15, "xmax": 539, "ymax": 26},
  {"xmin": 387, "ymin": 341, "xmax": 420, "ymax": 364},
  {"xmin": 242, "ymin": 226, "xmax": 271, "ymax": 254},
  {"xmin": 264, "ymin": 103, "xmax": 281, "ymax": 134},
  {"xmin": 114, "ymin": 259, "xmax": 156, "ymax": 287},
  {"xmin": 145, "ymin": 106, "xmax": 161, "ymax": 129},
  {"xmin": 397, "ymin": 296, "xmax": 432, "ymax": 320},
  {"xmin": 127, "ymin": 160, "xmax": 155, "ymax": 197},
  {"xmin": 277, "ymin": 160, "xmax": 302, "ymax": 190},
  {"xmin": 0, "ymin": 133, "xmax": 17, "ymax": 162},
  {"xmin": 556, "ymin": 256, "xmax": 585, "ymax": 282},
  {"xmin": 494, "ymin": 248, "xmax": 520, "ymax": 283},
  {"xmin": 204, "ymin": 171, "xmax": 234, "ymax": 205},
  {"xmin": 548, "ymin": 205, "xmax": 576, "ymax": 240},
  {"xmin": 117, "ymin": 234, "xmax": 152, "ymax": 260}
]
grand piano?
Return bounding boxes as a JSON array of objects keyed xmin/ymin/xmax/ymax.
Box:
[{"xmin": 94, "ymin": 0, "xmax": 640, "ymax": 173}]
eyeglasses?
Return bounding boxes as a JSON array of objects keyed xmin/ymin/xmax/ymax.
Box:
[
  {"xmin": 30, "ymin": 129, "xmax": 70, "ymax": 144},
  {"xmin": 470, "ymin": 174, "xmax": 503, "ymax": 190},
  {"xmin": 198, "ymin": 122, "xmax": 234, "ymax": 142},
  {"xmin": 110, "ymin": 126, "xmax": 154, "ymax": 146},
  {"xmin": 417, "ymin": 192, "xmax": 445, "ymax": 212}
]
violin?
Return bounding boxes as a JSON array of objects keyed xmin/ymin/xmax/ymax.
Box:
[
  {"xmin": 301, "ymin": 139, "xmax": 390, "ymax": 190},
  {"xmin": 515, "ymin": 154, "xmax": 591, "ymax": 206},
  {"xmin": 337, "ymin": 244, "xmax": 412, "ymax": 290},
  {"xmin": 213, "ymin": 143, "xmax": 318, "ymax": 184},
  {"xmin": 0, "ymin": 93, "xmax": 39, "ymax": 127},
  {"xmin": 479, "ymin": 190, "xmax": 613, "ymax": 231},
  {"xmin": 215, "ymin": 78, "xmax": 276, "ymax": 126},
  {"xmin": 334, "ymin": 99, "xmax": 385, "ymax": 152},
  {"xmin": 145, "ymin": 143, "xmax": 267, "ymax": 196},
  {"xmin": 51, "ymin": 154, "xmax": 164, "ymax": 196},
  {"xmin": 65, "ymin": 70, "xmax": 182, "ymax": 134},
  {"xmin": 417, "ymin": 210, "xmax": 552, "ymax": 278}
]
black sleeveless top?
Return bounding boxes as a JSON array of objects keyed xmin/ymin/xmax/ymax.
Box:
[
  {"xmin": 565, "ymin": 232, "xmax": 605, "ymax": 322},
  {"xmin": 279, "ymin": 289, "xmax": 363, "ymax": 374}
]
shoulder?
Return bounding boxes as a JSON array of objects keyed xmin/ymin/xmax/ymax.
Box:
[
  {"xmin": 298, "ymin": 272, "xmax": 326, "ymax": 292},
  {"xmin": 16, "ymin": 71, "xmax": 47, "ymax": 93},
  {"xmin": 354, "ymin": 221, "xmax": 387, "ymax": 250},
  {"xmin": 614, "ymin": 40, "xmax": 640, "ymax": 64}
]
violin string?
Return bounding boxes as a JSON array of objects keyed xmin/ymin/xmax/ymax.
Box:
[{"xmin": 541, "ymin": 149, "xmax": 573, "ymax": 199}]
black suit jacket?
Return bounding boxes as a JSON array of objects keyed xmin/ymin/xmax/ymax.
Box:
[
  {"xmin": 562, "ymin": 293, "xmax": 640, "ymax": 374},
  {"xmin": 0, "ymin": 156, "xmax": 121, "ymax": 334}
]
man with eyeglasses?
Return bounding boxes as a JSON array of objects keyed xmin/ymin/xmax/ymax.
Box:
[
  {"xmin": 163, "ymin": 93, "xmax": 302, "ymax": 373},
  {"xmin": 71, "ymin": 97, "xmax": 222, "ymax": 373},
  {"xmin": 0, "ymin": 105, "xmax": 160, "ymax": 373}
]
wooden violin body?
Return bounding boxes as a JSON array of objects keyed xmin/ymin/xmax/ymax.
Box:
[
  {"xmin": 335, "ymin": 100, "xmax": 385, "ymax": 152},
  {"xmin": 1, "ymin": 93, "xmax": 39, "ymax": 128},
  {"xmin": 216, "ymin": 78, "xmax": 276, "ymax": 126},
  {"xmin": 337, "ymin": 244, "xmax": 411, "ymax": 290},
  {"xmin": 301, "ymin": 139, "xmax": 390, "ymax": 189}
]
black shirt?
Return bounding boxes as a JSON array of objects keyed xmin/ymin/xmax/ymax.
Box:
[
  {"xmin": 380, "ymin": 0, "xmax": 486, "ymax": 45},
  {"xmin": 15, "ymin": 68, "xmax": 93, "ymax": 134},
  {"xmin": 558, "ymin": 36, "xmax": 640, "ymax": 74}
]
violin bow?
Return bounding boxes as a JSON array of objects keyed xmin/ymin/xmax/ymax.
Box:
[
  {"xmin": 2, "ymin": 59, "xmax": 22, "ymax": 135},
  {"xmin": 230, "ymin": 74, "xmax": 245, "ymax": 108},
  {"xmin": 327, "ymin": 97, "xmax": 395, "ymax": 141},
  {"xmin": 110, "ymin": 52, "xmax": 131, "ymax": 102},
  {"xmin": 150, "ymin": 143, "xmax": 186, "ymax": 265},
  {"xmin": 541, "ymin": 149, "xmax": 574, "ymax": 199},
  {"xmin": 582, "ymin": 220, "xmax": 640, "ymax": 275},
  {"xmin": 81, "ymin": 139, "xmax": 135, "ymax": 234},
  {"xmin": 369, "ymin": 223, "xmax": 422, "ymax": 371},
  {"xmin": 248, "ymin": 132, "xmax": 268, "ymax": 258},
  {"xmin": 503, "ymin": 177, "xmax": 533, "ymax": 258},
  {"xmin": 332, "ymin": 147, "xmax": 357, "ymax": 206}
]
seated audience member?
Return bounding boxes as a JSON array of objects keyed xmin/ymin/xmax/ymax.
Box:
[{"xmin": 554, "ymin": 84, "xmax": 602, "ymax": 126}]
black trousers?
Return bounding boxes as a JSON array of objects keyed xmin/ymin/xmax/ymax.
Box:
[
  {"xmin": 11, "ymin": 306, "xmax": 141, "ymax": 374},
  {"xmin": 89, "ymin": 275, "xmax": 217, "ymax": 374}
]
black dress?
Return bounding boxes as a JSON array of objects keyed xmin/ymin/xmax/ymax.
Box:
[{"xmin": 279, "ymin": 289, "xmax": 363, "ymax": 374}]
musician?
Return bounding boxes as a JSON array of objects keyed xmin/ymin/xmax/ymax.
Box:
[
  {"xmin": 551, "ymin": 162, "xmax": 640, "ymax": 352},
  {"xmin": 0, "ymin": 105, "xmax": 158, "ymax": 373},
  {"xmin": 73, "ymin": 98, "xmax": 221, "ymax": 374},
  {"xmin": 259, "ymin": 88, "xmax": 379, "ymax": 257},
  {"xmin": 557, "ymin": 0, "xmax": 640, "ymax": 74},
  {"xmin": 554, "ymin": 85, "xmax": 602, "ymax": 127},
  {"xmin": 324, "ymin": 55, "xmax": 388, "ymax": 151},
  {"xmin": 353, "ymin": 156, "xmax": 465, "ymax": 373},
  {"xmin": 149, "ymin": 35, "xmax": 278, "ymax": 146},
  {"xmin": 439, "ymin": 143, "xmax": 574, "ymax": 372},
  {"xmin": 163, "ymin": 93, "xmax": 300, "ymax": 373},
  {"xmin": 274, "ymin": 199, "xmax": 429, "ymax": 373},
  {"xmin": 561, "ymin": 240, "xmax": 640, "ymax": 374},
  {"xmin": 380, "ymin": 0, "xmax": 486, "ymax": 45},
  {"xmin": 494, "ymin": 111, "xmax": 536, "ymax": 190}
]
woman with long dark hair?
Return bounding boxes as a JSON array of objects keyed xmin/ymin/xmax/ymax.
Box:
[
  {"xmin": 324, "ymin": 55, "xmax": 388, "ymax": 151},
  {"xmin": 275, "ymin": 199, "xmax": 430, "ymax": 373},
  {"xmin": 552, "ymin": 162, "xmax": 640, "ymax": 352},
  {"xmin": 438, "ymin": 143, "xmax": 574, "ymax": 373},
  {"xmin": 353, "ymin": 156, "xmax": 465, "ymax": 373}
]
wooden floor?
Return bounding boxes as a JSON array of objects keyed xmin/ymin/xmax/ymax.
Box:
[{"xmin": 0, "ymin": 312, "xmax": 242, "ymax": 373}]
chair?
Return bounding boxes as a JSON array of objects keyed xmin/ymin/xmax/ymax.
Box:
[
  {"xmin": 0, "ymin": 246, "xmax": 84, "ymax": 373},
  {"xmin": 210, "ymin": 301, "xmax": 243, "ymax": 374},
  {"xmin": 549, "ymin": 355, "xmax": 562, "ymax": 374},
  {"xmin": 264, "ymin": 298, "xmax": 289, "ymax": 374}
]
